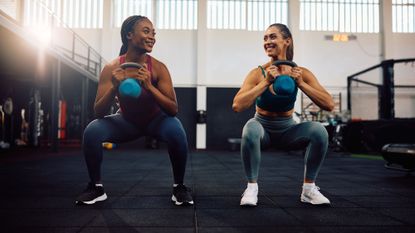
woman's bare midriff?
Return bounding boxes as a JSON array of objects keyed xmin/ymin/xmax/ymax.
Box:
[{"xmin": 256, "ymin": 106, "xmax": 294, "ymax": 117}]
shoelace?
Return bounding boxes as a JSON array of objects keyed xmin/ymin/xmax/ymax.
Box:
[
  {"xmin": 307, "ymin": 186, "xmax": 321, "ymax": 197},
  {"xmin": 177, "ymin": 185, "xmax": 192, "ymax": 193},
  {"xmin": 242, "ymin": 188, "xmax": 258, "ymax": 197}
]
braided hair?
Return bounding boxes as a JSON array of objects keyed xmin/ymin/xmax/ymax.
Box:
[{"xmin": 119, "ymin": 15, "xmax": 148, "ymax": 56}]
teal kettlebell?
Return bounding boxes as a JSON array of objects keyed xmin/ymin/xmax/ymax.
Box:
[
  {"xmin": 119, "ymin": 62, "xmax": 142, "ymax": 98},
  {"xmin": 272, "ymin": 60, "xmax": 297, "ymax": 96}
]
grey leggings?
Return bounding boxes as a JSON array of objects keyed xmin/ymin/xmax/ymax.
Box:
[{"xmin": 241, "ymin": 113, "xmax": 328, "ymax": 182}]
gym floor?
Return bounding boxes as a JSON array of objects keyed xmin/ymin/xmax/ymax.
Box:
[{"xmin": 0, "ymin": 147, "xmax": 414, "ymax": 233}]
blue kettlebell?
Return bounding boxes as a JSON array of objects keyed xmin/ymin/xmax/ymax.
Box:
[
  {"xmin": 118, "ymin": 62, "xmax": 142, "ymax": 98},
  {"xmin": 272, "ymin": 60, "xmax": 297, "ymax": 96},
  {"xmin": 119, "ymin": 78, "xmax": 141, "ymax": 98}
]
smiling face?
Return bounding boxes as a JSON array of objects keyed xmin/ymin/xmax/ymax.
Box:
[
  {"xmin": 263, "ymin": 26, "xmax": 291, "ymax": 60},
  {"xmin": 128, "ymin": 18, "xmax": 156, "ymax": 53}
]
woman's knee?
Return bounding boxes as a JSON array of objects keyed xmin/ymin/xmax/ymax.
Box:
[
  {"xmin": 242, "ymin": 119, "xmax": 263, "ymax": 145},
  {"xmin": 307, "ymin": 122, "xmax": 329, "ymax": 144},
  {"xmin": 162, "ymin": 118, "xmax": 187, "ymax": 144},
  {"xmin": 83, "ymin": 120, "xmax": 106, "ymax": 145}
]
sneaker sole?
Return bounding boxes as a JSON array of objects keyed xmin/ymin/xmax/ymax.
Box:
[
  {"xmin": 171, "ymin": 195, "xmax": 194, "ymax": 206},
  {"xmin": 76, "ymin": 193, "xmax": 107, "ymax": 205},
  {"xmin": 240, "ymin": 201, "xmax": 257, "ymax": 207},
  {"xmin": 300, "ymin": 197, "xmax": 331, "ymax": 206}
]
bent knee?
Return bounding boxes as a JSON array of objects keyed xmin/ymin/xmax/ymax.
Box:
[
  {"xmin": 83, "ymin": 120, "xmax": 107, "ymax": 144},
  {"xmin": 162, "ymin": 119, "xmax": 187, "ymax": 143},
  {"xmin": 242, "ymin": 120, "xmax": 263, "ymax": 147},
  {"xmin": 242, "ymin": 120, "xmax": 263, "ymax": 139},
  {"xmin": 308, "ymin": 122, "xmax": 328, "ymax": 143}
]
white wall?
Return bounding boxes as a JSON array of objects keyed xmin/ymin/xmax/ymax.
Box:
[
  {"xmin": 55, "ymin": 1, "xmax": 415, "ymax": 119},
  {"xmin": 73, "ymin": 28, "xmax": 198, "ymax": 86},
  {"xmin": 392, "ymin": 34, "xmax": 415, "ymax": 66},
  {"xmin": 3, "ymin": 0, "xmax": 414, "ymax": 116},
  {"xmin": 199, "ymin": 30, "xmax": 381, "ymax": 88},
  {"xmin": 78, "ymin": 29, "xmax": 410, "ymax": 87},
  {"xmin": 64, "ymin": 0, "xmax": 415, "ymax": 88},
  {"xmin": 76, "ymin": 26, "xmax": 414, "ymax": 87},
  {"xmin": 204, "ymin": 30, "xmax": 265, "ymax": 87},
  {"xmin": 152, "ymin": 30, "xmax": 197, "ymax": 86}
]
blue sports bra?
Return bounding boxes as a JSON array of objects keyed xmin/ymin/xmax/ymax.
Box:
[{"xmin": 255, "ymin": 65, "xmax": 298, "ymax": 112}]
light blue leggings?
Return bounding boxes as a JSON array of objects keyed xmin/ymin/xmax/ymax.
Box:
[{"xmin": 241, "ymin": 113, "xmax": 328, "ymax": 182}]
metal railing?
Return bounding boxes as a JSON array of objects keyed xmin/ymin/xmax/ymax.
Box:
[
  {"xmin": 40, "ymin": 0, "xmax": 105, "ymax": 79},
  {"xmin": 16, "ymin": 0, "xmax": 106, "ymax": 79}
]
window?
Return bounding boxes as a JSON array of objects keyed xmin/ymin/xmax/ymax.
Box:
[
  {"xmin": 300, "ymin": 0, "xmax": 379, "ymax": 33},
  {"xmin": 157, "ymin": 0, "xmax": 198, "ymax": 29},
  {"xmin": 24, "ymin": 0, "xmax": 102, "ymax": 28},
  {"xmin": 207, "ymin": 0, "xmax": 246, "ymax": 29},
  {"xmin": 207, "ymin": 0, "xmax": 288, "ymax": 31},
  {"xmin": 247, "ymin": 0, "xmax": 288, "ymax": 31},
  {"xmin": 393, "ymin": 0, "xmax": 415, "ymax": 33},
  {"xmin": 63, "ymin": 0, "xmax": 103, "ymax": 28},
  {"xmin": 113, "ymin": 0, "xmax": 152, "ymax": 28},
  {"xmin": 113, "ymin": 0, "xmax": 198, "ymax": 29},
  {"xmin": 24, "ymin": 0, "xmax": 61, "ymax": 27}
]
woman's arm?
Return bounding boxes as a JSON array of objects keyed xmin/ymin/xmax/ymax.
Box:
[
  {"xmin": 293, "ymin": 67, "xmax": 335, "ymax": 111},
  {"xmin": 232, "ymin": 68, "xmax": 272, "ymax": 112},
  {"xmin": 140, "ymin": 61, "xmax": 178, "ymax": 116},
  {"xmin": 94, "ymin": 63, "xmax": 119, "ymax": 118}
]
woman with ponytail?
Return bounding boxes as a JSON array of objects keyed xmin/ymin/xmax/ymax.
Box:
[
  {"xmin": 76, "ymin": 16, "xmax": 193, "ymax": 206},
  {"xmin": 232, "ymin": 23, "xmax": 334, "ymax": 206}
]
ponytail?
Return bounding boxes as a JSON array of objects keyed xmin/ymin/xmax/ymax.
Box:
[
  {"xmin": 268, "ymin": 23, "xmax": 294, "ymax": 61},
  {"xmin": 286, "ymin": 43, "xmax": 294, "ymax": 61},
  {"xmin": 119, "ymin": 44, "xmax": 128, "ymax": 56}
]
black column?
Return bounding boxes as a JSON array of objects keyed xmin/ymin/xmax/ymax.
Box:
[
  {"xmin": 347, "ymin": 76, "xmax": 352, "ymax": 114},
  {"xmin": 379, "ymin": 59, "xmax": 395, "ymax": 120}
]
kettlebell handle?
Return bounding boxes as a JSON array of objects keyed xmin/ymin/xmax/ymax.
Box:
[
  {"xmin": 120, "ymin": 62, "xmax": 143, "ymax": 86},
  {"xmin": 120, "ymin": 62, "xmax": 142, "ymax": 69},
  {"xmin": 118, "ymin": 62, "xmax": 143, "ymax": 99},
  {"xmin": 272, "ymin": 60, "xmax": 297, "ymax": 68}
]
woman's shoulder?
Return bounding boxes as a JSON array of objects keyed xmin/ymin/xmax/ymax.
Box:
[
  {"xmin": 104, "ymin": 56, "xmax": 122, "ymax": 70},
  {"xmin": 249, "ymin": 61, "xmax": 271, "ymax": 78},
  {"xmin": 148, "ymin": 55, "xmax": 166, "ymax": 70},
  {"xmin": 298, "ymin": 65, "xmax": 311, "ymax": 72},
  {"xmin": 297, "ymin": 66, "xmax": 316, "ymax": 84},
  {"xmin": 260, "ymin": 61, "xmax": 272, "ymax": 69},
  {"xmin": 249, "ymin": 67, "xmax": 263, "ymax": 76},
  {"xmin": 98, "ymin": 57, "xmax": 121, "ymax": 78},
  {"xmin": 245, "ymin": 67, "xmax": 265, "ymax": 82},
  {"xmin": 298, "ymin": 66, "xmax": 313, "ymax": 77}
]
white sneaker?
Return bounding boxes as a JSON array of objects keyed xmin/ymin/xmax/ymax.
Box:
[
  {"xmin": 301, "ymin": 184, "xmax": 331, "ymax": 205},
  {"xmin": 240, "ymin": 183, "xmax": 258, "ymax": 206}
]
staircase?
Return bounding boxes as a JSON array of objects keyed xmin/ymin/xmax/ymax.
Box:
[
  {"xmin": 0, "ymin": 1, "xmax": 108, "ymax": 151},
  {"xmin": 0, "ymin": 1, "xmax": 106, "ymax": 82}
]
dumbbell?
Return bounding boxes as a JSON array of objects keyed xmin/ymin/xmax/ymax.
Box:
[
  {"xmin": 118, "ymin": 62, "xmax": 142, "ymax": 98},
  {"xmin": 272, "ymin": 60, "xmax": 298, "ymax": 96}
]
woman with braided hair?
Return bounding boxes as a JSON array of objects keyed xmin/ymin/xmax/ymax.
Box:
[{"xmin": 75, "ymin": 16, "xmax": 193, "ymax": 206}]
